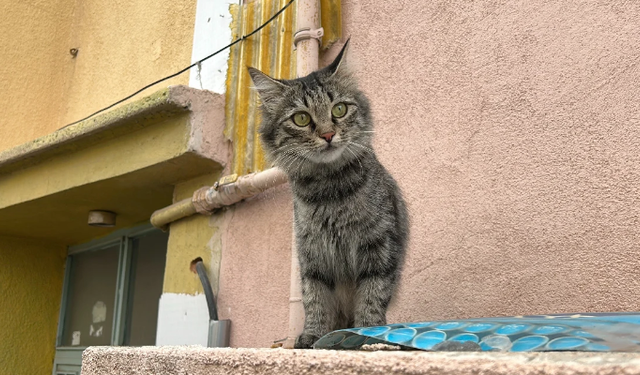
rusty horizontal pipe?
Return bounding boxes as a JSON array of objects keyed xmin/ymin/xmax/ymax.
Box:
[
  {"xmin": 150, "ymin": 167, "xmax": 287, "ymax": 230},
  {"xmin": 202, "ymin": 167, "xmax": 288, "ymax": 210},
  {"xmin": 150, "ymin": 197, "xmax": 197, "ymax": 230}
]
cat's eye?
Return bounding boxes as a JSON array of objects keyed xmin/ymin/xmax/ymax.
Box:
[
  {"xmin": 293, "ymin": 112, "xmax": 311, "ymax": 127},
  {"xmin": 332, "ymin": 103, "xmax": 347, "ymax": 118}
]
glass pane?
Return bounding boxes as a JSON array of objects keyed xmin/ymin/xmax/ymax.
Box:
[
  {"xmin": 124, "ymin": 230, "xmax": 168, "ymax": 346},
  {"xmin": 62, "ymin": 243, "xmax": 119, "ymax": 346}
]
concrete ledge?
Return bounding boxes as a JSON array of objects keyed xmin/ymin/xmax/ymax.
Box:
[
  {"xmin": 0, "ymin": 85, "xmax": 227, "ymax": 174},
  {"xmin": 1, "ymin": 88, "xmax": 179, "ymax": 174},
  {"xmin": 0, "ymin": 86, "xmax": 228, "ymax": 243},
  {"xmin": 82, "ymin": 346, "xmax": 640, "ymax": 375}
]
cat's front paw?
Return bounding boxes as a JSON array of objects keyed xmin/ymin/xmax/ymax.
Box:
[{"xmin": 294, "ymin": 333, "xmax": 319, "ymax": 349}]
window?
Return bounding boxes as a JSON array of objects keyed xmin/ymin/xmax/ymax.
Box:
[
  {"xmin": 61, "ymin": 242, "xmax": 120, "ymax": 346},
  {"xmin": 53, "ymin": 225, "xmax": 168, "ymax": 375}
]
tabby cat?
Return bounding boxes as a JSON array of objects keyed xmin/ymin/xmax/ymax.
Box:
[{"xmin": 249, "ymin": 40, "xmax": 408, "ymax": 349}]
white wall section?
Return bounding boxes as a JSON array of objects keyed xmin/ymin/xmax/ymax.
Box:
[
  {"xmin": 156, "ymin": 293, "xmax": 210, "ymax": 346},
  {"xmin": 188, "ymin": 0, "xmax": 233, "ymax": 94}
]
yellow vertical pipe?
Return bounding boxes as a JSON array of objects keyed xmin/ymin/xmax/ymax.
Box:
[
  {"xmin": 321, "ymin": 0, "xmax": 342, "ymax": 49},
  {"xmin": 252, "ymin": 0, "xmax": 275, "ymax": 171},
  {"xmin": 225, "ymin": 4, "xmax": 243, "ymax": 150},
  {"xmin": 233, "ymin": 3, "xmax": 257, "ymax": 175},
  {"xmin": 226, "ymin": 0, "xmax": 332, "ymax": 174}
]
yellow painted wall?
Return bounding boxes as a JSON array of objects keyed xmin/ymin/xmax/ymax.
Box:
[
  {"xmin": 0, "ymin": 0, "xmax": 215, "ymax": 369},
  {"xmin": 0, "ymin": 236, "xmax": 66, "ymax": 375},
  {"xmin": 61, "ymin": 0, "xmax": 197, "ymax": 125},
  {"xmin": 0, "ymin": 0, "xmax": 75, "ymax": 151},
  {"xmin": 163, "ymin": 174, "xmax": 222, "ymax": 295},
  {"xmin": 0, "ymin": 0, "xmax": 197, "ymax": 151}
]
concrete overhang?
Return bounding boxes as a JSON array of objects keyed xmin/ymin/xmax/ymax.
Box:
[{"xmin": 0, "ymin": 86, "xmax": 227, "ymax": 244}]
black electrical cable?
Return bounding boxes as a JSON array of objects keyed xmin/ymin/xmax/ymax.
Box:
[
  {"xmin": 60, "ymin": 0, "xmax": 295, "ymax": 130},
  {"xmin": 193, "ymin": 258, "xmax": 218, "ymax": 321},
  {"xmin": 196, "ymin": 261, "xmax": 218, "ymax": 321}
]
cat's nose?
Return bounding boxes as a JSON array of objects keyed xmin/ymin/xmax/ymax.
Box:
[{"xmin": 320, "ymin": 131, "xmax": 335, "ymax": 143}]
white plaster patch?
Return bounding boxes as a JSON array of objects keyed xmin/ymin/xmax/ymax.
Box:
[
  {"xmin": 92, "ymin": 301, "xmax": 107, "ymax": 323},
  {"xmin": 156, "ymin": 293, "xmax": 210, "ymax": 346},
  {"xmin": 188, "ymin": 0, "xmax": 233, "ymax": 94},
  {"xmin": 72, "ymin": 331, "xmax": 81, "ymax": 346},
  {"xmin": 89, "ymin": 324, "xmax": 103, "ymax": 337}
]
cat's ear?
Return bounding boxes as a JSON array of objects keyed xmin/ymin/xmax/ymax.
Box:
[
  {"xmin": 248, "ymin": 67, "xmax": 287, "ymax": 111},
  {"xmin": 326, "ymin": 38, "xmax": 350, "ymax": 77},
  {"xmin": 248, "ymin": 67, "xmax": 287, "ymax": 93}
]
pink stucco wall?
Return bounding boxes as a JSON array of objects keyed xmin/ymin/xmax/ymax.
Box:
[
  {"xmin": 219, "ymin": 0, "xmax": 640, "ymax": 347},
  {"xmin": 216, "ymin": 185, "xmax": 293, "ymax": 347}
]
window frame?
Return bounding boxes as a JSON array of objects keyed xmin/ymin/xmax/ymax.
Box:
[{"xmin": 55, "ymin": 223, "xmax": 161, "ymax": 348}]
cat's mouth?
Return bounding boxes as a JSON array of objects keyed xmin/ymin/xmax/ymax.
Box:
[
  {"xmin": 311, "ymin": 143, "xmax": 346, "ymax": 163},
  {"xmin": 322, "ymin": 141, "xmax": 344, "ymax": 152}
]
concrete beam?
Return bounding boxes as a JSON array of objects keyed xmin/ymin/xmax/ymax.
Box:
[{"xmin": 0, "ymin": 86, "xmax": 227, "ymax": 244}]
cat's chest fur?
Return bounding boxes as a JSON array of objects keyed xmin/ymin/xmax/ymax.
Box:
[{"xmin": 292, "ymin": 175, "xmax": 379, "ymax": 281}]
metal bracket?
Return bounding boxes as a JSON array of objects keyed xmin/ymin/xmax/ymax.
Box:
[
  {"xmin": 213, "ymin": 173, "xmax": 238, "ymax": 191},
  {"xmin": 193, "ymin": 174, "xmax": 239, "ymax": 215},
  {"xmin": 293, "ymin": 27, "xmax": 324, "ymax": 49}
]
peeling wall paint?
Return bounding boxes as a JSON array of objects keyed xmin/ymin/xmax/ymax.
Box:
[
  {"xmin": 225, "ymin": 0, "xmax": 297, "ymax": 175},
  {"xmin": 320, "ymin": 0, "xmax": 342, "ymax": 49},
  {"xmin": 224, "ymin": 0, "xmax": 342, "ymax": 175}
]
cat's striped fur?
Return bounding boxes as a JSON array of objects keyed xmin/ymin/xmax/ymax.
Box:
[{"xmin": 249, "ymin": 41, "xmax": 408, "ymax": 349}]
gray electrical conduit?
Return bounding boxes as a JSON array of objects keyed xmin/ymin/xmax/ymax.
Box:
[
  {"xmin": 150, "ymin": 167, "xmax": 288, "ymax": 230},
  {"xmin": 190, "ymin": 257, "xmax": 218, "ymax": 320},
  {"xmin": 190, "ymin": 257, "xmax": 231, "ymax": 347}
]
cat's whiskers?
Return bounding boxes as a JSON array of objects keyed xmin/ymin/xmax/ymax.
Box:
[
  {"xmin": 277, "ymin": 146, "xmax": 312, "ymax": 173},
  {"xmin": 284, "ymin": 149, "xmax": 312, "ymax": 176},
  {"xmin": 275, "ymin": 153, "xmax": 299, "ymax": 172},
  {"xmin": 345, "ymin": 145, "xmax": 362, "ymax": 170},
  {"xmin": 289, "ymin": 153, "xmax": 308, "ymax": 172},
  {"xmin": 295, "ymin": 150, "xmax": 313, "ymax": 175},
  {"xmin": 281, "ymin": 155, "xmax": 298, "ymax": 171},
  {"xmin": 281, "ymin": 153, "xmax": 303, "ymax": 172},
  {"xmin": 347, "ymin": 141, "xmax": 375, "ymax": 157}
]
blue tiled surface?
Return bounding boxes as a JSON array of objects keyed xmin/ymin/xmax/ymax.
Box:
[{"xmin": 313, "ymin": 313, "xmax": 640, "ymax": 352}]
